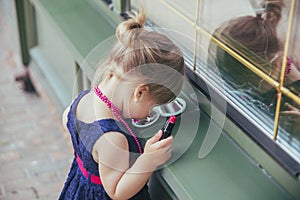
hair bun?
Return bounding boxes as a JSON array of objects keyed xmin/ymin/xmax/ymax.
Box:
[
  {"xmin": 261, "ymin": 0, "xmax": 285, "ymax": 25},
  {"xmin": 116, "ymin": 11, "xmax": 146, "ymax": 44}
]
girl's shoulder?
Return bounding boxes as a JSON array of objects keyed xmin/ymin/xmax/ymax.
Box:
[
  {"xmin": 94, "ymin": 131, "xmax": 128, "ymax": 154},
  {"xmin": 75, "ymin": 90, "xmax": 95, "ymax": 123},
  {"xmin": 62, "ymin": 90, "xmax": 90, "ymax": 130}
]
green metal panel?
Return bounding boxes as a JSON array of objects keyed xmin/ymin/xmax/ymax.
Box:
[
  {"xmin": 15, "ymin": 0, "xmax": 37, "ymax": 65},
  {"xmin": 29, "ymin": 0, "xmax": 121, "ymax": 109},
  {"xmin": 134, "ymin": 92, "xmax": 294, "ymax": 199},
  {"xmin": 160, "ymin": 111, "xmax": 293, "ymax": 199},
  {"xmin": 189, "ymin": 85, "xmax": 300, "ymax": 198},
  {"xmin": 38, "ymin": 0, "xmax": 118, "ymax": 60}
]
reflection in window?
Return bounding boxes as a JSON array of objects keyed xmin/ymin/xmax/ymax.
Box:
[
  {"xmin": 208, "ymin": 0, "xmax": 300, "ymax": 162},
  {"xmin": 278, "ymin": 94, "xmax": 300, "ymax": 159},
  {"xmin": 131, "ymin": 0, "xmax": 300, "ymax": 166}
]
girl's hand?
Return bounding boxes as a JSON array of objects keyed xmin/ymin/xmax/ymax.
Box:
[
  {"xmin": 95, "ymin": 131, "xmax": 172, "ymax": 199},
  {"xmin": 143, "ymin": 130, "xmax": 173, "ymax": 167},
  {"xmin": 287, "ymin": 63, "xmax": 300, "ymax": 84},
  {"xmin": 280, "ymin": 103, "xmax": 300, "ymax": 133}
]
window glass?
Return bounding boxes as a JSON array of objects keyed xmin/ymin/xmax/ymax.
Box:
[
  {"xmin": 278, "ymin": 94, "xmax": 300, "ymax": 163},
  {"xmin": 131, "ymin": 0, "xmax": 195, "ymax": 51},
  {"xmin": 277, "ymin": 1, "xmax": 300, "ymax": 158},
  {"xmin": 163, "ymin": 0, "xmax": 197, "ymax": 22},
  {"xmin": 206, "ymin": 0, "xmax": 300, "ymax": 163},
  {"xmin": 131, "ymin": 0, "xmax": 300, "ymax": 167},
  {"xmin": 285, "ymin": 0, "xmax": 300, "ymax": 97},
  {"xmin": 198, "ymin": 0, "xmax": 255, "ymax": 34}
]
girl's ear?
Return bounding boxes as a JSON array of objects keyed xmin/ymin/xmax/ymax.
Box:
[{"xmin": 134, "ymin": 85, "xmax": 150, "ymax": 102}]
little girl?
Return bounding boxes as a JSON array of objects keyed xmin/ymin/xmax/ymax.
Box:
[{"xmin": 59, "ymin": 11, "xmax": 185, "ymax": 200}]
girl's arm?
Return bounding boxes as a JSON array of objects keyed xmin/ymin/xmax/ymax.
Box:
[
  {"xmin": 281, "ymin": 102, "xmax": 300, "ymax": 133},
  {"xmin": 62, "ymin": 97, "xmax": 77, "ymax": 131},
  {"xmin": 61, "ymin": 105, "xmax": 70, "ymax": 131},
  {"xmin": 93, "ymin": 130, "xmax": 172, "ymax": 200}
]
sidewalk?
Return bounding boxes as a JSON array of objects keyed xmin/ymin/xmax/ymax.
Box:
[{"xmin": 0, "ymin": 1, "xmax": 71, "ymax": 199}]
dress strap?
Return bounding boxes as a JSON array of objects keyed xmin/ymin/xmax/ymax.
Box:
[
  {"xmin": 70, "ymin": 90, "xmax": 90, "ymax": 115},
  {"xmin": 76, "ymin": 153, "xmax": 102, "ymax": 185}
]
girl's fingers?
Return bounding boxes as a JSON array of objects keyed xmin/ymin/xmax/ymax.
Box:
[
  {"xmin": 147, "ymin": 130, "xmax": 162, "ymax": 145},
  {"xmin": 284, "ymin": 103, "xmax": 293, "ymax": 110},
  {"xmin": 281, "ymin": 111, "xmax": 300, "ymax": 116},
  {"xmin": 284, "ymin": 103, "xmax": 299, "ymax": 112},
  {"xmin": 151, "ymin": 136, "xmax": 173, "ymax": 149},
  {"xmin": 282, "ymin": 103, "xmax": 300, "ymax": 117}
]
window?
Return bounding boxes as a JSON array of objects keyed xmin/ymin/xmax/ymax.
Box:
[{"xmin": 131, "ymin": 0, "xmax": 300, "ymax": 175}]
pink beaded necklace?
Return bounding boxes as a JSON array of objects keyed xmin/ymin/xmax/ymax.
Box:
[{"xmin": 93, "ymin": 85, "xmax": 143, "ymax": 154}]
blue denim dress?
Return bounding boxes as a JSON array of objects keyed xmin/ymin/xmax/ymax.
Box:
[{"xmin": 59, "ymin": 90, "xmax": 150, "ymax": 200}]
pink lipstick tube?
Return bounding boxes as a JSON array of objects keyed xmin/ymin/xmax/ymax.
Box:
[{"xmin": 160, "ymin": 115, "xmax": 176, "ymax": 140}]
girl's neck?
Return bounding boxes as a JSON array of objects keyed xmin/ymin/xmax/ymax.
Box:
[
  {"xmin": 94, "ymin": 75, "xmax": 123, "ymax": 120},
  {"xmin": 95, "ymin": 73, "xmax": 141, "ymax": 119},
  {"xmin": 93, "ymin": 84, "xmax": 143, "ymax": 154},
  {"xmin": 104, "ymin": 75, "xmax": 125, "ymax": 97}
]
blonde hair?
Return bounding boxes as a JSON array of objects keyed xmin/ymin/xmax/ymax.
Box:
[{"xmin": 93, "ymin": 11, "xmax": 185, "ymax": 104}]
